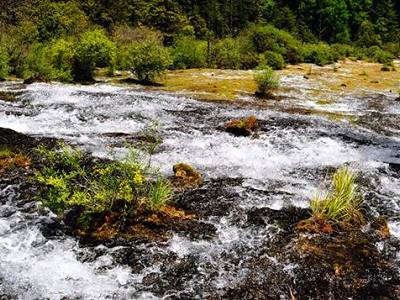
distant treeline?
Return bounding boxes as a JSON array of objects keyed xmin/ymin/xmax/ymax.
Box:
[
  {"xmin": 0, "ymin": 0, "xmax": 398, "ymax": 83},
  {"xmin": 2, "ymin": 0, "xmax": 399, "ymax": 44}
]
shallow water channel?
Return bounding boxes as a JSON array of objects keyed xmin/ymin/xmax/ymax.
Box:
[{"xmin": 0, "ymin": 80, "xmax": 399, "ymax": 299}]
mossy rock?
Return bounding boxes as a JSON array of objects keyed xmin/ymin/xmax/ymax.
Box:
[
  {"xmin": 225, "ymin": 115, "xmax": 259, "ymax": 137},
  {"xmin": 172, "ymin": 163, "xmax": 203, "ymax": 190}
]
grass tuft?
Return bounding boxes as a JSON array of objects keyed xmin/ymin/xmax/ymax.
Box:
[{"xmin": 310, "ymin": 167, "xmax": 362, "ymax": 222}]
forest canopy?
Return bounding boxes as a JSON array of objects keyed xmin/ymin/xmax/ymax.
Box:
[{"xmin": 0, "ymin": 0, "xmax": 399, "ymax": 82}]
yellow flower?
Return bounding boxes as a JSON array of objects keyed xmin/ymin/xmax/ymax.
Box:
[{"xmin": 133, "ymin": 171, "xmax": 144, "ymax": 185}]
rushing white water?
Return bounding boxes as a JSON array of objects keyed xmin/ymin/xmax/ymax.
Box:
[{"xmin": 0, "ymin": 81, "xmax": 399, "ymax": 299}]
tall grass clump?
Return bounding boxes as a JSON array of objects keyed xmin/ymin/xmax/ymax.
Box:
[
  {"xmin": 310, "ymin": 167, "xmax": 362, "ymax": 222},
  {"xmin": 254, "ymin": 65, "xmax": 280, "ymax": 97}
]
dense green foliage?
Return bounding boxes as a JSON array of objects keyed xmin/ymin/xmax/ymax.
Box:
[
  {"xmin": 126, "ymin": 40, "xmax": 172, "ymax": 83},
  {"xmin": 73, "ymin": 30, "xmax": 116, "ymax": 81},
  {"xmin": 35, "ymin": 143, "xmax": 172, "ymax": 215},
  {"xmin": 171, "ymin": 36, "xmax": 208, "ymax": 69},
  {"xmin": 0, "ymin": 47, "xmax": 9, "ymax": 80},
  {"xmin": 0, "ymin": 0, "xmax": 399, "ymax": 82}
]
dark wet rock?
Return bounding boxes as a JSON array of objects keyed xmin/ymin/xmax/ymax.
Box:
[
  {"xmin": 0, "ymin": 91, "xmax": 22, "ymax": 102},
  {"xmin": 0, "ymin": 127, "xmax": 57, "ymax": 155},
  {"xmin": 142, "ymin": 255, "xmax": 201, "ymax": 296},
  {"xmin": 174, "ymin": 178, "xmax": 242, "ymax": 218},
  {"xmin": 23, "ymin": 76, "xmax": 49, "ymax": 84},
  {"xmin": 224, "ymin": 214, "xmax": 400, "ymax": 299},
  {"xmin": 247, "ymin": 206, "xmax": 310, "ymax": 230}
]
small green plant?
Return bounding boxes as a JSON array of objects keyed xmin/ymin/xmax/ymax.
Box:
[
  {"xmin": 254, "ymin": 65, "xmax": 280, "ymax": 97},
  {"xmin": 148, "ymin": 177, "xmax": 173, "ymax": 211},
  {"xmin": 310, "ymin": 167, "xmax": 362, "ymax": 222},
  {"xmin": 0, "ymin": 146, "xmax": 12, "ymax": 158}
]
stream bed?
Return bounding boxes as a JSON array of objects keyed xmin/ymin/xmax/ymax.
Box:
[{"xmin": 0, "ymin": 80, "xmax": 399, "ymax": 299}]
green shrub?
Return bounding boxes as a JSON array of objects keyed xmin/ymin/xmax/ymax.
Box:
[
  {"xmin": 383, "ymin": 42, "xmax": 400, "ymax": 57},
  {"xmin": 302, "ymin": 43, "xmax": 335, "ymax": 66},
  {"xmin": 212, "ymin": 38, "xmax": 241, "ymax": 69},
  {"xmin": 331, "ymin": 44, "xmax": 358, "ymax": 60},
  {"xmin": 363, "ymin": 46, "xmax": 394, "ymax": 64},
  {"xmin": 240, "ymin": 52, "xmax": 262, "ymax": 70},
  {"xmin": 0, "ymin": 47, "xmax": 9, "ymax": 80},
  {"xmin": 35, "ymin": 144, "xmax": 172, "ymax": 214},
  {"xmin": 125, "ymin": 40, "xmax": 172, "ymax": 83},
  {"xmin": 22, "ymin": 39, "xmax": 75, "ymax": 82},
  {"xmin": 73, "ymin": 30, "xmax": 116, "ymax": 82},
  {"xmin": 171, "ymin": 36, "xmax": 207, "ymax": 69},
  {"xmin": 263, "ymin": 51, "xmax": 285, "ymax": 70},
  {"xmin": 310, "ymin": 167, "xmax": 361, "ymax": 222},
  {"xmin": 47, "ymin": 39, "xmax": 75, "ymax": 82},
  {"xmin": 254, "ymin": 65, "xmax": 280, "ymax": 97},
  {"xmin": 22, "ymin": 43, "xmax": 55, "ymax": 81},
  {"xmin": 244, "ymin": 24, "xmax": 303, "ymax": 64}
]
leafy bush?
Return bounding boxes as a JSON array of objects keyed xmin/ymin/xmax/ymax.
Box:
[
  {"xmin": 0, "ymin": 47, "xmax": 9, "ymax": 80},
  {"xmin": 22, "ymin": 43, "xmax": 55, "ymax": 81},
  {"xmin": 254, "ymin": 65, "xmax": 280, "ymax": 97},
  {"xmin": 171, "ymin": 36, "xmax": 207, "ymax": 69},
  {"xmin": 35, "ymin": 143, "xmax": 172, "ymax": 214},
  {"xmin": 73, "ymin": 30, "xmax": 116, "ymax": 82},
  {"xmin": 47, "ymin": 38, "xmax": 75, "ymax": 82},
  {"xmin": 22, "ymin": 39, "xmax": 75, "ymax": 82},
  {"xmin": 302, "ymin": 43, "xmax": 335, "ymax": 66},
  {"xmin": 212, "ymin": 38, "xmax": 241, "ymax": 69},
  {"xmin": 37, "ymin": 1, "xmax": 89, "ymax": 42},
  {"xmin": 383, "ymin": 42, "xmax": 400, "ymax": 57},
  {"xmin": 310, "ymin": 167, "xmax": 361, "ymax": 222},
  {"xmin": 363, "ymin": 46, "xmax": 394, "ymax": 64},
  {"xmin": 244, "ymin": 24, "xmax": 303, "ymax": 64},
  {"xmin": 263, "ymin": 51, "xmax": 285, "ymax": 70},
  {"xmin": 331, "ymin": 44, "xmax": 358, "ymax": 60},
  {"xmin": 125, "ymin": 40, "xmax": 171, "ymax": 83}
]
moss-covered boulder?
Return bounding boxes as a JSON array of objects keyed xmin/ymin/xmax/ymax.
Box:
[
  {"xmin": 224, "ymin": 115, "xmax": 259, "ymax": 137},
  {"xmin": 171, "ymin": 163, "xmax": 203, "ymax": 190}
]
